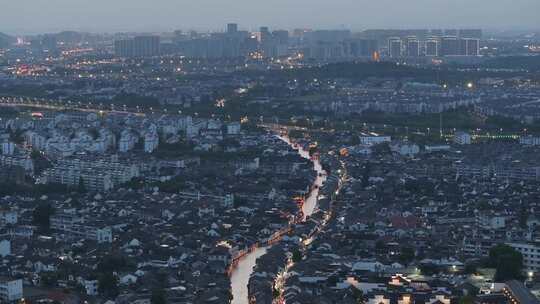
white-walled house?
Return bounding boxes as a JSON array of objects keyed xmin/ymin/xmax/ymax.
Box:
[
  {"xmin": 84, "ymin": 279, "xmax": 99, "ymax": 295},
  {"xmin": 0, "ymin": 278, "xmax": 23, "ymax": 302},
  {"xmin": 390, "ymin": 141, "xmax": 420, "ymax": 156},
  {"xmin": 454, "ymin": 131, "xmax": 471, "ymax": 145},
  {"xmin": 0, "ymin": 239, "xmax": 11, "ymax": 257},
  {"xmin": 367, "ymin": 294, "xmax": 390, "ymax": 304},
  {"xmin": 227, "ymin": 122, "xmax": 241, "ymax": 135},
  {"xmin": 0, "ymin": 209, "xmax": 18, "ymax": 225},
  {"xmin": 119, "ymin": 274, "xmax": 138, "ymax": 285}
]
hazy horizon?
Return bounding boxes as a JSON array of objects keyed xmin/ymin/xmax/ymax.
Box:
[{"xmin": 1, "ymin": 0, "xmax": 540, "ymax": 35}]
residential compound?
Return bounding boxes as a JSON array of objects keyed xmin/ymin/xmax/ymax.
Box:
[
  {"xmin": 370, "ymin": 28, "xmax": 482, "ymax": 56},
  {"xmin": 455, "ymin": 142, "xmax": 540, "ymax": 181},
  {"xmin": 50, "ymin": 212, "xmax": 113, "ymax": 243},
  {"xmin": 42, "ymin": 156, "xmax": 140, "ymax": 191},
  {"xmin": 0, "ymin": 108, "xmax": 243, "ymax": 191}
]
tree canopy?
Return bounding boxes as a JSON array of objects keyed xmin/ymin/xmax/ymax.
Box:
[
  {"xmin": 32, "ymin": 203, "xmax": 55, "ymax": 233},
  {"xmin": 489, "ymin": 244, "xmax": 523, "ymax": 281}
]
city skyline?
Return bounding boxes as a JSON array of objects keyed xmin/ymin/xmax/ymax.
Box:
[{"xmin": 1, "ymin": 0, "xmax": 540, "ymax": 34}]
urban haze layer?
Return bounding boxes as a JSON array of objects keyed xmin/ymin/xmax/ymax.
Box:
[{"xmin": 0, "ymin": 22, "xmax": 540, "ymax": 304}]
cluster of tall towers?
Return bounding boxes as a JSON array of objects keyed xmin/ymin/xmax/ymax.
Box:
[
  {"xmin": 387, "ymin": 29, "xmax": 481, "ymax": 58},
  {"xmin": 112, "ymin": 26, "xmax": 483, "ymax": 60}
]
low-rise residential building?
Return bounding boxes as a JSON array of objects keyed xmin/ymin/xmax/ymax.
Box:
[
  {"xmin": 506, "ymin": 242, "xmax": 540, "ymax": 272},
  {"xmin": 0, "ymin": 155, "xmax": 34, "ymax": 173},
  {"xmin": 520, "ymin": 135, "xmax": 540, "ymax": 146},
  {"xmin": 42, "ymin": 166, "xmax": 114, "ymax": 191},
  {"xmin": 51, "ymin": 213, "xmax": 113, "ymax": 243},
  {"xmin": 0, "ymin": 239, "xmax": 11, "ymax": 257},
  {"xmin": 454, "ymin": 131, "xmax": 472, "ymax": 145},
  {"xmin": 360, "ymin": 132, "xmax": 391, "ymax": 145},
  {"xmin": 227, "ymin": 122, "xmax": 241, "ymax": 135},
  {"xmin": 1, "ymin": 141, "xmax": 15, "ymax": 155},
  {"xmin": 0, "ymin": 277, "xmax": 23, "ymax": 303},
  {"xmin": 424, "ymin": 145, "xmax": 451, "ymax": 153},
  {"xmin": 84, "ymin": 279, "xmax": 99, "ymax": 295},
  {"xmin": 41, "ymin": 155, "xmax": 140, "ymax": 191},
  {"xmin": 476, "ymin": 212, "xmax": 506, "ymax": 230},
  {"xmin": 0, "ymin": 209, "xmax": 17, "ymax": 225},
  {"xmin": 390, "ymin": 141, "xmax": 420, "ymax": 156}
]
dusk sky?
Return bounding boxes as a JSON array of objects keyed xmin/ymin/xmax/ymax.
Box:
[{"xmin": 2, "ymin": 0, "xmax": 540, "ymax": 34}]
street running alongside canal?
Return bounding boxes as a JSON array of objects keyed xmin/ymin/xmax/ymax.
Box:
[{"xmin": 229, "ymin": 133, "xmax": 327, "ymax": 304}]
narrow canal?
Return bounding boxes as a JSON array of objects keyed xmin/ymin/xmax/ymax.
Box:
[{"xmin": 230, "ymin": 134, "xmax": 327, "ymax": 304}]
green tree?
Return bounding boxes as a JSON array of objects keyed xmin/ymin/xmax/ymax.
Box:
[
  {"xmin": 372, "ymin": 143, "xmax": 391, "ymax": 155},
  {"xmin": 41, "ymin": 272, "xmax": 59, "ymax": 287},
  {"xmin": 88, "ymin": 128, "xmax": 100, "ymax": 140},
  {"xmin": 272, "ymin": 287, "xmax": 280, "ymax": 299},
  {"xmin": 459, "ymin": 295, "xmax": 475, "ymax": 304},
  {"xmin": 30, "ymin": 149, "xmax": 42, "ymax": 160},
  {"xmin": 352, "ymin": 287, "xmax": 364, "ymax": 304},
  {"xmin": 97, "ymin": 255, "xmax": 128, "ymax": 273},
  {"xmin": 326, "ymin": 275, "xmax": 339, "ymax": 286},
  {"xmin": 151, "ymin": 288, "xmax": 167, "ymax": 304},
  {"xmin": 77, "ymin": 178, "xmax": 86, "ymax": 193},
  {"xmin": 32, "ymin": 203, "xmax": 55, "ymax": 233},
  {"xmin": 361, "ymin": 163, "xmax": 371, "ymax": 188},
  {"xmin": 519, "ymin": 207, "xmax": 529, "ymax": 229},
  {"xmin": 419, "ymin": 263, "xmax": 439, "ymax": 276},
  {"xmin": 464, "ymin": 262, "xmax": 478, "ymax": 275},
  {"xmin": 292, "ymin": 249, "xmax": 302, "ymax": 263},
  {"xmin": 98, "ymin": 272, "xmax": 119, "ymax": 298},
  {"xmin": 375, "ymin": 240, "xmax": 387, "ymax": 254},
  {"xmin": 489, "ymin": 244, "xmax": 523, "ymax": 281},
  {"xmin": 398, "ymin": 247, "xmax": 415, "ymax": 266},
  {"xmin": 8, "ymin": 127, "xmax": 25, "ymax": 144}
]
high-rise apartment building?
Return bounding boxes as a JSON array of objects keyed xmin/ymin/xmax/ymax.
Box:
[
  {"xmin": 133, "ymin": 36, "xmax": 160, "ymax": 57},
  {"xmin": 464, "ymin": 38, "xmax": 480, "ymax": 56},
  {"xmin": 227, "ymin": 23, "xmax": 238, "ymax": 34},
  {"xmin": 272, "ymin": 30, "xmax": 290, "ymax": 45},
  {"xmin": 348, "ymin": 39, "xmax": 379, "ymax": 57},
  {"xmin": 388, "ymin": 37, "xmax": 402, "ymax": 58},
  {"xmin": 440, "ymin": 36, "xmax": 459, "ymax": 56},
  {"xmin": 260, "ymin": 26, "xmax": 271, "ymax": 43},
  {"xmin": 114, "ymin": 35, "xmax": 160, "ymax": 58},
  {"xmin": 406, "ymin": 36, "xmax": 420, "ymax": 57},
  {"xmin": 425, "ymin": 38, "xmax": 439, "ymax": 56}
]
